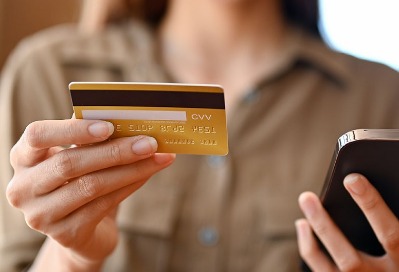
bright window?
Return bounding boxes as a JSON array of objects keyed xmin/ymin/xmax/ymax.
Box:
[{"xmin": 319, "ymin": 0, "xmax": 399, "ymax": 71}]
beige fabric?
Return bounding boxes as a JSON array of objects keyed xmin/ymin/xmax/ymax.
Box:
[{"xmin": 1, "ymin": 20, "xmax": 399, "ymax": 272}]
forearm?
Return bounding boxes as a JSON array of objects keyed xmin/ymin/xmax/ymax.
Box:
[{"xmin": 29, "ymin": 238, "xmax": 104, "ymax": 272}]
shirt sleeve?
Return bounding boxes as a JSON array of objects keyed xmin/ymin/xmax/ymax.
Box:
[{"xmin": 0, "ymin": 29, "xmax": 73, "ymax": 272}]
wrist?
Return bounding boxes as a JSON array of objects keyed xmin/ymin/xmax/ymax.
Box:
[{"xmin": 30, "ymin": 238, "xmax": 104, "ymax": 272}]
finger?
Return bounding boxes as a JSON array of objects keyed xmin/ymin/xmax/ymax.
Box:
[
  {"xmin": 295, "ymin": 218, "xmax": 337, "ymax": 272},
  {"xmin": 39, "ymin": 136, "xmax": 161, "ymax": 194},
  {"xmin": 32, "ymin": 153, "xmax": 175, "ymax": 222},
  {"xmin": 298, "ymin": 192, "xmax": 363, "ymax": 271},
  {"xmin": 7, "ymin": 136, "xmax": 163, "ymax": 204},
  {"xmin": 10, "ymin": 119, "xmax": 114, "ymax": 167},
  {"xmin": 344, "ymin": 174, "xmax": 399, "ymax": 261},
  {"xmin": 46, "ymin": 179, "xmax": 147, "ymax": 252}
]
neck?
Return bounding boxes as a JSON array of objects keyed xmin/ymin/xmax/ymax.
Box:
[{"xmin": 158, "ymin": 0, "xmax": 289, "ymax": 112}]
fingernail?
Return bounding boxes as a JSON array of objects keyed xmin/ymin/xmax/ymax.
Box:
[
  {"xmin": 299, "ymin": 193, "xmax": 317, "ymax": 218},
  {"xmin": 295, "ymin": 219, "xmax": 310, "ymax": 240},
  {"xmin": 153, "ymin": 153, "xmax": 176, "ymax": 165},
  {"xmin": 344, "ymin": 173, "xmax": 366, "ymax": 195},
  {"xmin": 88, "ymin": 122, "xmax": 114, "ymax": 138},
  {"xmin": 132, "ymin": 137, "xmax": 157, "ymax": 155}
]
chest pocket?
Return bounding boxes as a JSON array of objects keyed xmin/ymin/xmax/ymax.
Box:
[
  {"xmin": 117, "ymin": 174, "xmax": 183, "ymax": 237},
  {"xmin": 105, "ymin": 170, "xmax": 184, "ymax": 272}
]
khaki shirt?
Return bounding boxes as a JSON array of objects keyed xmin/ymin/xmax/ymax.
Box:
[{"xmin": 1, "ymin": 20, "xmax": 399, "ymax": 272}]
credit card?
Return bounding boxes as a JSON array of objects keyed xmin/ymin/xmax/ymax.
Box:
[{"xmin": 69, "ymin": 82, "xmax": 228, "ymax": 155}]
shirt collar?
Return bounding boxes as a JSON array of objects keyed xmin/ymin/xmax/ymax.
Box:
[
  {"xmin": 295, "ymin": 28, "xmax": 351, "ymax": 87},
  {"xmin": 256, "ymin": 26, "xmax": 351, "ymax": 90}
]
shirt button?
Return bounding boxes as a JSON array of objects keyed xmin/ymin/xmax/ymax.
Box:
[
  {"xmin": 207, "ymin": 156, "xmax": 226, "ymax": 168},
  {"xmin": 243, "ymin": 91, "xmax": 260, "ymax": 103},
  {"xmin": 198, "ymin": 227, "xmax": 219, "ymax": 247}
]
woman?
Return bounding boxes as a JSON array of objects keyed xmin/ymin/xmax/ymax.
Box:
[{"xmin": 1, "ymin": 0, "xmax": 399, "ymax": 271}]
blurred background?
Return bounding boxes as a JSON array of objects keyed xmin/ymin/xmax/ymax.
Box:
[
  {"xmin": 0, "ymin": 0, "xmax": 80, "ymax": 68},
  {"xmin": 319, "ymin": 0, "xmax": 399, "ymax": 71},
  {"xmin": 0, "ymin": 0, "xmax": 398, "ymax": 71}
]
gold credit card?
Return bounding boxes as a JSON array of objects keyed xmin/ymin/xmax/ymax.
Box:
[{"xmin": 69, "ymin": 82, "xmax": 228, "ymax": 155}]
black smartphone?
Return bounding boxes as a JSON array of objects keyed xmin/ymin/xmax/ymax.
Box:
[
  {"xmin": 301, "ymin": 129, "xmax": 399, "ymax": 271},
  {"xmin": 321, "ymin": 129, "xmax": 399, "ymax": 255}
]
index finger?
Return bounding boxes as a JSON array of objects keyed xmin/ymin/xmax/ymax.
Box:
[
  {"xmin": 10, "ymin": 119, "xmax": 114, "ymax": 167},
  {"xmin": 344, "ymin": 174, "xmax": 399, "ymax": 261},
  {"xmin": 298, "ymin": 192, "xmax": 362, "ymax": 269}
]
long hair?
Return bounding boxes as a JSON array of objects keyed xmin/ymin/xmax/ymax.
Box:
[
  {"xmin": 80, "ymin": 0, "xmax": 320, "ymax": 37},
  {"xmin": 283, "ymin": 0, "xmax": 320, "ymax": 37}
]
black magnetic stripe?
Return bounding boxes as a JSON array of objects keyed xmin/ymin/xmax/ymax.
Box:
[{"xmin": 71, "ymin": 90, "xmax": 225, "ymax": 109}]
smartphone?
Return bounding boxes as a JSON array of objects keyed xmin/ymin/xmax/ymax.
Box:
[
  {"xmin": 321, "ymin": 129, "xmax": 399, "ymax": 256},
  {"xmin": 301, "ymin": 129, "xmax": 399, "ymax": 271}
]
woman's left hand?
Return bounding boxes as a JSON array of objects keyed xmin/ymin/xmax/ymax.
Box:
[{"xmin": 296, "ymin": 173, "xmax": 399, "ymax": 272}]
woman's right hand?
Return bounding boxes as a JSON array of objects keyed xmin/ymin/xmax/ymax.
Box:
[{"xmin": 6, "ymin": 119, "xmax": 175, "ymax": 271}]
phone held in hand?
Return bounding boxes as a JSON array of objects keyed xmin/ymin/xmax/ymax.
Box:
[{"xmin": 321, "ymin": 129, "xmax": 399, "ymax": 256}]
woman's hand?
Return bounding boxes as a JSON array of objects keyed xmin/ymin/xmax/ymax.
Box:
[
  {"xmin": 6, "ymin": 119, "xmax": 175, "ymax": 270},
  {"xmin": 296, "ymin": 173, "xmax": 399, "ymax": 271}
]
